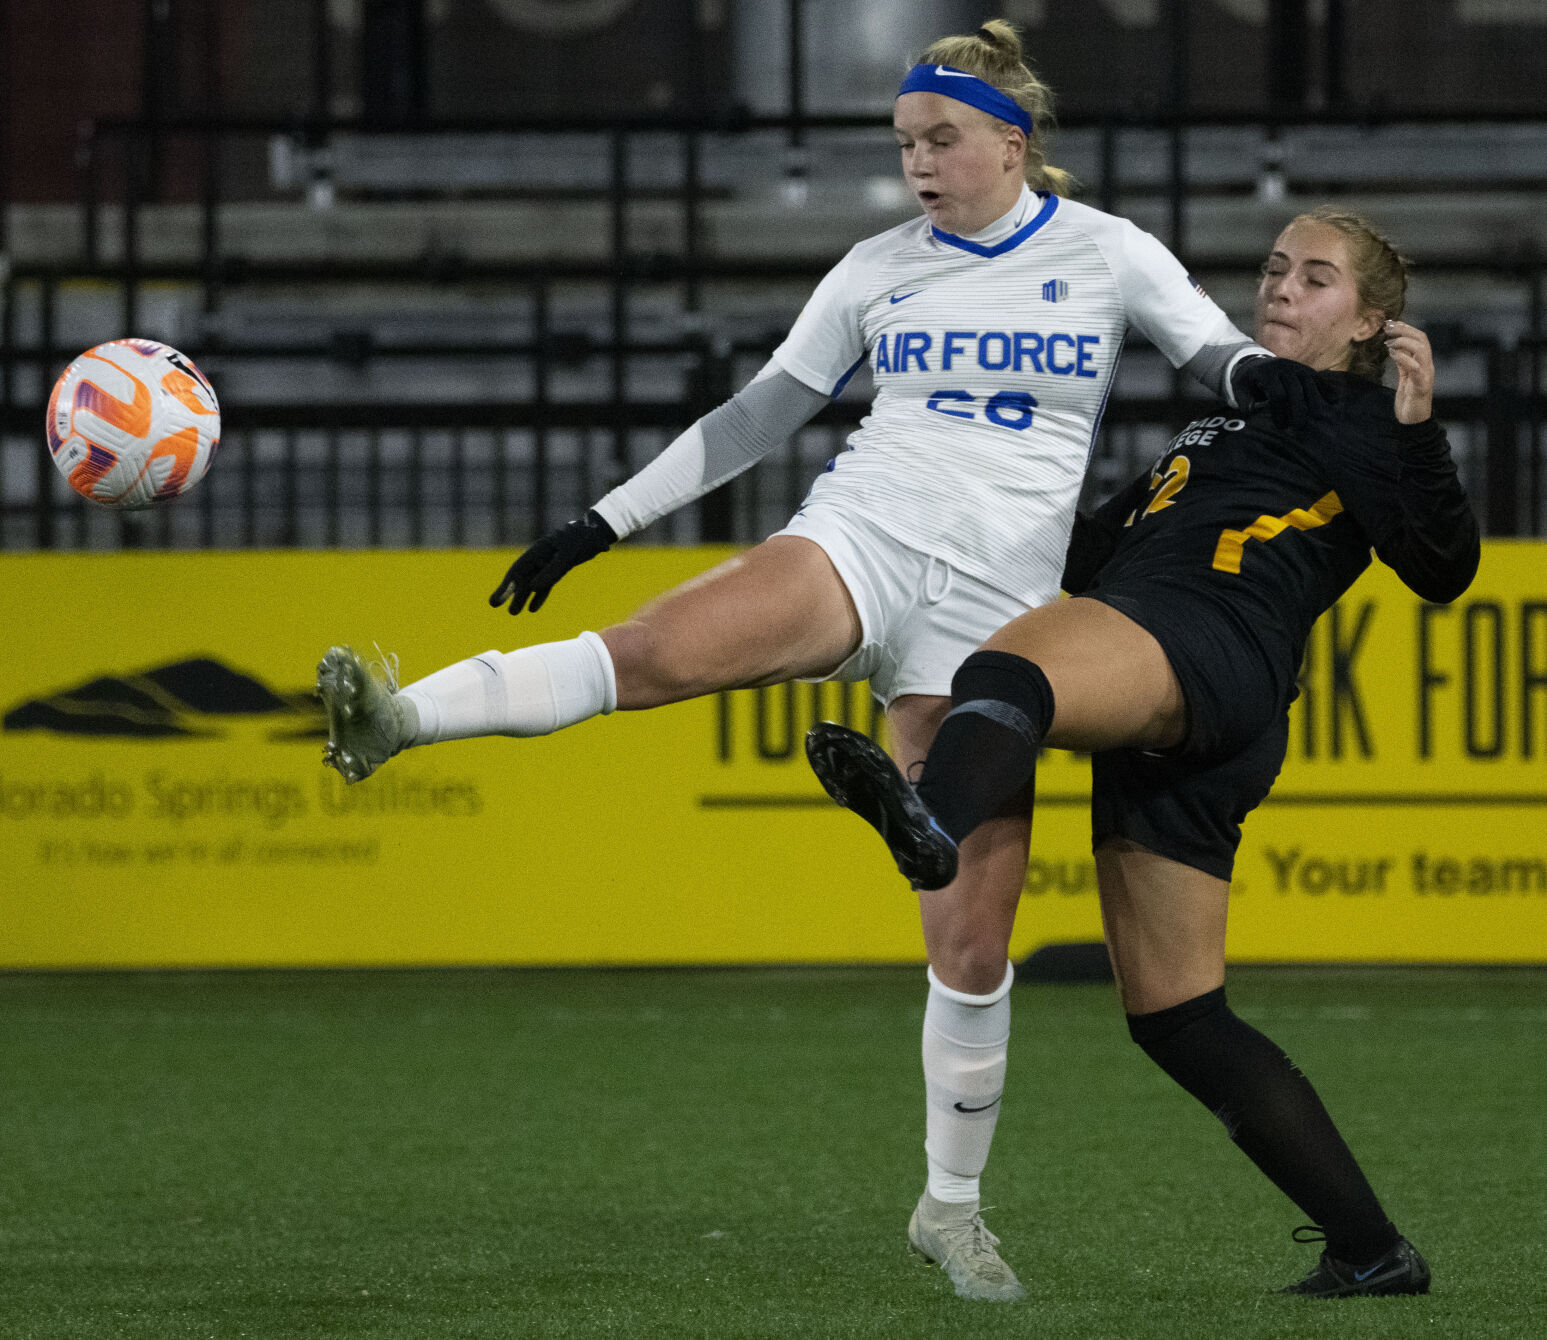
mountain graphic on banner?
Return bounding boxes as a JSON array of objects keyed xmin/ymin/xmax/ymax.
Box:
[{"xmin": 3, "ymin": 658, "xmax": 325, "ymax": 741}]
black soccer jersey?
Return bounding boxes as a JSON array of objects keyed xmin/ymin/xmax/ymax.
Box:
[{"xmin": 1062, "ymin": 371, "xmax": 1479, "ymax": 729}]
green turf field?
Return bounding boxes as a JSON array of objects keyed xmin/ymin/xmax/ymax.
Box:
[{"xmin": 2, "ymin": 965, "xmax": 1543, "ymax": 1339}]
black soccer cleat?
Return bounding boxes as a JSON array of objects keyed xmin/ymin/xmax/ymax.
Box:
[
  {"xmin": 805, "ymin": 721, "xmax": 959, "ymax": 891},
  {"xmin": 1278, "ymin": 1233, "xmax": 1431, "ymax": 1298}
]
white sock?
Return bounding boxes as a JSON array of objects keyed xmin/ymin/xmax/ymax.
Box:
[
  {"xmin": 398, "ymin": 631, "xmax": 617, "ymax": 744},
  {"xmin": 922, "ymin": 960, "xmax": 1014, "ymax": 1205}
]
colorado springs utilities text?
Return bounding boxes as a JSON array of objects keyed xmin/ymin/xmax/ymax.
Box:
[{"xmin": 0, "ymin": 771, "xmax": 484, "ymax": 827}]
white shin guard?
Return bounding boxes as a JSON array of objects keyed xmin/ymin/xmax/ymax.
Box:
[
  {"xmin": 922, "ymin": 960, "xmax": 1015, "ymax": 1205},
  {"xmin": 398, "ymin": 631, "xmax": 617, "ymax": 744}
]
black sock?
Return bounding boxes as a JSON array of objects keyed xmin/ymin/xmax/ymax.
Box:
[
  {"xmin": 914, "ymin": 650, "xmax": 1055, "ymax": 845},
  {"xmin": 1128, "ymin": 987, "xmax": 1400, "ymax": 1266}
]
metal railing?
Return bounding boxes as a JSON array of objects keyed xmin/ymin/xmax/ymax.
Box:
[{"xmin": 3, "ymin": 109, "xmax": 1545, "ymax": 551}]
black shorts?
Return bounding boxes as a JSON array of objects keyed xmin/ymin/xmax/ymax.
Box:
[
  {"xmin": 1089, "ymin": 712, "xmax": 1289, "ymax": 881},
  {"xmin": 1087, "ymin": 584, "xmax": 1292, "ymax": 760},
  {"xmin": 1083, "ymin": 581, "xmax": 1296, "ymax": 882}
]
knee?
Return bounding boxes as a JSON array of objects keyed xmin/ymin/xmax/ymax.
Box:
[
  {"xmin": 1116, "ymin": 974, "xmax": 1218, "ymax": 1019},
  {"xmin": 601, "ymin": 622, "xmax": 699, "ymax": 708},
  {"xmin": 929, "ymin": 939, "xmax": 1013, "ymax": 997},
  {"xmin": 949, "ymin": 650, "xmax": 1056, "ymax": 731},
  {"xmin": 1125, "ymin": 985, "xmax": 1229, "ymax": 1055},
  {"xmin": 925, "ymin": 887, "xmax": 1016, "ymax": 996}
]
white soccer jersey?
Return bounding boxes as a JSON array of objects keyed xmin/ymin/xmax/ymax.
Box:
[{"xmin": 770, "ymin": 186, "xmax": 1265, "ymax": 605}]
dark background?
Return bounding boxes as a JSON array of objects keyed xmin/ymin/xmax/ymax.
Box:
[{"xmin": 6, "ymin": 1, "xmax": 1544, "ymax": 202}]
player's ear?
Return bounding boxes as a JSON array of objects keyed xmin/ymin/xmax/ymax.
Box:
[
  {"xmin": 1352, "ymin": 307, "xmax": 1384, "ymax": 344},
  {"xmin": 1003, "ymin": 127, "xmax": 1026, "ymax": 173}
]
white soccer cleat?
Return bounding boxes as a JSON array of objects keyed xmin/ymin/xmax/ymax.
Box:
[
  {"xmin": 316, "ymin": 645, "xmax": 414, "ymax": 784},
  {"xmin": 907, "ymin": 1191, "xmax": 1025, "ymax": 1302}
]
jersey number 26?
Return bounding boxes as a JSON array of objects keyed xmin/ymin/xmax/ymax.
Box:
[{"xmin": 926, "ymin": 389, "xmax": 1038, "ymax": 430}]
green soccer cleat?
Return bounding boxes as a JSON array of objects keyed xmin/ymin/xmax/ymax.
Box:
[
  {"xmin": 316, "ymin": 645, "xmax": 415, "ymax": 784},
  {"xmin": 1278, "ymin": 1232, "xmax": 1431, "ymax": 1298},
  {"xmin": 907, "ymin": 1192, "xmax": 1025, "ymax": 1303}
]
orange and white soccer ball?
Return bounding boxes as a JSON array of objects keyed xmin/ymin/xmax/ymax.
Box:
[{"xmin": 47, "ymin": 339, "xmax": 221, "ymax": 508}]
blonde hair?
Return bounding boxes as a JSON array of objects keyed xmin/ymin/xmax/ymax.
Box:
[
  {"xmin": 918, "ymin": 19, "xmax": 1077, "ymax": 197},
  {"xmin": 1294, "ymin": 207, "xmax": 1411, "ymax": 381}
]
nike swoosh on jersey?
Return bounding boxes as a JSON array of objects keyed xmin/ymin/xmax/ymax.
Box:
[{"xmin": 889, "ymin": 290, "xmax": 923, "ymax": 304}]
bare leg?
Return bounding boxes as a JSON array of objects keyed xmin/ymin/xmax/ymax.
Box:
[
  {"xmin": 1096, "ymin": 837, "xmax": 1227, "ymax": 1013},
  {"xmin": 375, "ymin": 534, "xmax": 862, "ymax": 752},
  {"xmin": 603, "ymin": 535, "xmax": 862, "ymax": 708},
  {"xmin": 981, "ymin": 596, "xmax": 1186, "ymax": 752},
  {"xmin": 889, "ymin": 694, "xmax": 1031, "ymax": 995}
]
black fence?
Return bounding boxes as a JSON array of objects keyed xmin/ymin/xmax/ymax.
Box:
[{"xmin": 3, "ymin": 109, "xmax": 1545, "ymax": 551}]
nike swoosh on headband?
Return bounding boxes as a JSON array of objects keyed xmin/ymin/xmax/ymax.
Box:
[{"xmin": 897, "ymin": 64, "xmax": 1033, "ymax": 134}]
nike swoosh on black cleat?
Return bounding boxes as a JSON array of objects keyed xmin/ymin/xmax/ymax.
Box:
[{"xmin": 1278, "ymin": 1234, "xmax": 1431, "ymax": 1297}]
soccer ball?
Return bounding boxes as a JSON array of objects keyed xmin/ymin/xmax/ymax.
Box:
[{"xmin": 46, "ymin": 339, "xmax": 221, "ymax": 508}]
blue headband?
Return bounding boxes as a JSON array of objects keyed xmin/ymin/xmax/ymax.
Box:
[{"xmin": 897, "ymin": 64, "xmax": 1033, "ymax": 134}]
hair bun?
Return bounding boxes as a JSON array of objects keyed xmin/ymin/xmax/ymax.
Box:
[{"xmin": 975, "ymin": 19, "xmax": 1022, "ymax": 58}]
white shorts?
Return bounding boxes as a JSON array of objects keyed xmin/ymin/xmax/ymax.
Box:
[{"xmin": 776, "ymin": 501, "xmax": 1034, "ymax": 708}]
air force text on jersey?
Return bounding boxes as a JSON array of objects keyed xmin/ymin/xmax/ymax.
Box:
[
  {"xmin": 875, "ymin": 329, "xmax": 1102, "ymax": 378},
  {"xmin": 763, "ymin": 189, "xmax": 1267, "ymax": 604},
  {"xmin": 588, "ymin": 188, "xmax": 1267, "ymax": 614}
]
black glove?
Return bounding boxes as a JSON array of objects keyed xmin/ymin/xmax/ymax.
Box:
[
  {"xmin": 1230, "ymin": 355, "xmax": 1335, "ymax": 429},
  {"xmin": 489, "ymin": 509, "xmax": 617, "ymax": 614}
]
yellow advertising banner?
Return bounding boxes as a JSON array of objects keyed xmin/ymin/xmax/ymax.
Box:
[{"xmin": 1, "ymin": 543, "xmax": 1543, "ymax": 968}]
